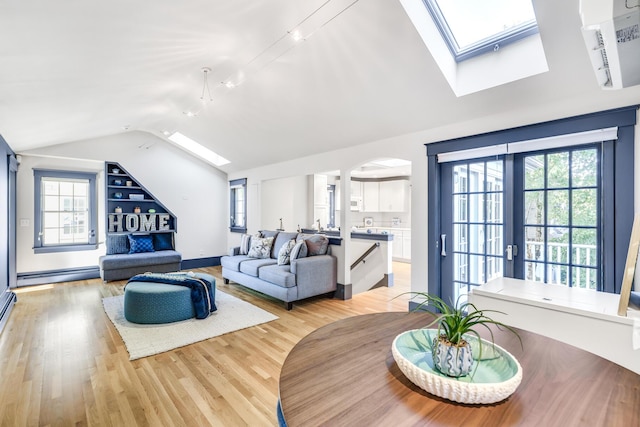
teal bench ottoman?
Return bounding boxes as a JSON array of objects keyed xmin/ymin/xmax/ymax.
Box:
[{"xmin": 124, "ymin": 273, "xmax": 216, "ymax": 324}]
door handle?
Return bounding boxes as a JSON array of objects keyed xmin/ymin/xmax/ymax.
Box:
[{"xmin": 440, "ymin": 234, "xmax": 446, "ymax": 256}]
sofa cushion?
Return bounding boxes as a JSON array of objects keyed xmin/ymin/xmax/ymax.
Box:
[
  {"xmin": 106, "ymin": 234, "xmax": 129, "ymax": 255},
  {"xmin": 247, "ymin": 236, "xmax": 274, "ymax": 259},
  {"xmin": 298, "ymin": 234, "xmax": 329, "ymax": 256},
  {"xmin": 277, "ymin": 239, "xmax": 297, "ymax": 265},
  {"xmin": 100, "ymin": 250, "xmax": 182, "ymax": 270},
  {"xmin": 273, "ymin": 231, "xmax": 299, "ymax": 259},
  {"xmin": 290, "ymin": 240, "xmax": 308, "ymax": 260},
  {"xmin": 239, "ymin": 258, "xmax": 278, "ymax": 277},
  {"xmin": 128, "ymin": 234, "xmax": 155, "ymax": 254},
  {"xmin": 258, "ymin": 265, "xmax": 296, "ymax": 288},
  {"xmin": 221, "ymin": 255, "xmax": 251, "ymax": 272}
]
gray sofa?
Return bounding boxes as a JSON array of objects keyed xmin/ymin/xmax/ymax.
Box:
[
  {"xmin": 99, "ymin": 233, "xmax": 182, "ymax": 281},
  {"xmin": 221, "ymin": 230, "xmax": 337, "ymax": 310}
]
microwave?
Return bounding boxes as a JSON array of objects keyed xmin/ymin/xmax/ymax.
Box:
[{"xmin": 350, "ymin": 196, "xmax": 362, "ymax": 211}]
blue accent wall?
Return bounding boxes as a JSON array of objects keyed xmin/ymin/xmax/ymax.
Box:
[
  {"xmin": 0, "ymin": 134, "xmax": 17, "ymax": 333},
  {"xmin": 426, "ymin": 105, "xmax": 638, "ymax": 297}
]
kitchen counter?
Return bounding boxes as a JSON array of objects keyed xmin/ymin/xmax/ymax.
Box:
[{"xmin": 300, "ymin": 229, "xmax": 394, "ymax": 243}]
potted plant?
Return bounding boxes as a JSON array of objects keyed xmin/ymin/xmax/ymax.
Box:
[{"xmin": 408, "ymin": 293, "xmax": 521, "ymax": 378}]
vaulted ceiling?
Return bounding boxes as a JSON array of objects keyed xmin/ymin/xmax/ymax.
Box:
[{"xmin": 1, "ymin": 0, "xmax": 639, "ymax": 173}]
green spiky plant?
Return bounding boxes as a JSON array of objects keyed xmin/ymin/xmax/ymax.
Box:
[
  {"xmin": 404, "ymin": 292, "xmax": 522, "ymax": 377},
  {"xmin": 408, "ymin": 293, "xmax": 522, "ymax": 347}
]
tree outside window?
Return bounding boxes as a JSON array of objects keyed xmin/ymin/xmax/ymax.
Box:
[{"xmin": 523, "ymin": 147, "xmax": 599, "ymax": 289}]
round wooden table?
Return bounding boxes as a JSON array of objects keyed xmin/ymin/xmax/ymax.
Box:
[{"xmin": 279, "ymin": 312, "xmax": 640, "ymax": 426}]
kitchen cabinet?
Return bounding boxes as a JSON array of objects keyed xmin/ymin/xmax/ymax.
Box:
[
  {"xmin": 363, "ymin": 182, "xmax": 379, "ymax": 212},
  {"xmin": 351, "ymin": 180, "xmax": 362, "ymax": 197},
  {"xmin": 374, "ymin": 228, "xmax": 410, "ymax": 261},
  {"xmin": 379, "ymin": 180, "xmax": 409, "ymax": 212}
]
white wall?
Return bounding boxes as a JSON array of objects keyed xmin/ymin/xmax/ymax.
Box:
[
  {"xmin": 261, "ymin": 175, "xmax": 310, "ymax": 232},
  {"xmin": 17, "ymin": 131, "xmax": 229, "ymax": 274},
  {"xmin": 16, "ymin": 156, "xmax": 105, "ymax": 272}
]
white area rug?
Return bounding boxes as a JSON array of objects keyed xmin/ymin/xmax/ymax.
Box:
[{"xmin": 102, "ymin": 290, "xmax": 278, "ymax": 360}]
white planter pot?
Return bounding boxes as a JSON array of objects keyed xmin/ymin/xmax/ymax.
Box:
[{"xmin": 432, "ymin": 336, "xmax": 474, "ymax": 377}]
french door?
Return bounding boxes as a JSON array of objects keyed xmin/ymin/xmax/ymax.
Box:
[{"xmin": 439, "ymin": 145, "xmax": 601, "ymax": 305}]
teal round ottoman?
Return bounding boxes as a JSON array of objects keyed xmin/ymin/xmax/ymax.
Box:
[
  {"xmin": 124, "ymin": 273, "xmax": 216, "ymax": 324},
  {"xmin": 124, "ymin": 282, "xmax": 195, "ymax": 324}
]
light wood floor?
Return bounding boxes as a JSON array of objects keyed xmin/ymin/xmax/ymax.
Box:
[{"xmin": 0, "ymin": 263, "xmax": 412, "ymax": 426}]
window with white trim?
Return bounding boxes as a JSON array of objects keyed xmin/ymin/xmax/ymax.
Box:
[{"xmin": 33, "ymin": 170, "xmax": 98, "ymax": 253}]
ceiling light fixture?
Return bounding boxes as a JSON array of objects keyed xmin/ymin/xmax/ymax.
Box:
[
  {"xmin": 182, "ymin": 67, "xmax": 214, "ymax": 117},
  {"xmin": 200, "ymin": 67, "xmax": 213, "ymax": 101},
  {"xmin": 214, "ymin": 0, "xmax": 361, "ymax": 94},
  {"xmin": 289, "ymin": 29, "xmax": 303, "ymax": 41}
]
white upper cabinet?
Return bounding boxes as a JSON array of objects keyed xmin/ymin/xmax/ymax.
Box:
[
  {"xmin": 350, "ymin": 180, "xmax": 363, "ymax": 197},
  {"xmin": 379, "ymin": 180, "xmax": 409, "ymax": 212},
  {"xmin": 363, "ymin": 181, "xmax": 379, "ymax": 212}
]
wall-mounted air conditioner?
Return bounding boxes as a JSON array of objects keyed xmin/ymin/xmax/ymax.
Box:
[{"xmin": 580, "ymin": 0, "xmax": 640, "ymax": 89}]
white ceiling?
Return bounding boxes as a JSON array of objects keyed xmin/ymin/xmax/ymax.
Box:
[{"xmin": 1, "ymin": 0, "xmax": 639, "ymax": 173}]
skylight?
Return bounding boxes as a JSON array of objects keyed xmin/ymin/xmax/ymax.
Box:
[
  {"xmin": 423, "ymin": 0, "xmax": 539, "ymax": 62},
  {"xmin": 168, "ymin": 132, "xmax": 230, "ymax": 167}
]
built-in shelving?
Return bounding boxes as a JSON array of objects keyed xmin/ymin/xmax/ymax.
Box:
[{"xmin": 105, "ymin": 162, "xmax": 177, "ymax": 234}]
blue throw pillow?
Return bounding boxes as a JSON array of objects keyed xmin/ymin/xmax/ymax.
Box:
[
  {"xmin": 106, "ymin": 234, "xmax": 129, "ymax": 255},
  {"xmin": 153, "ymin": 233, "xmax": 174, "ymax": 251},
  {"xmin": 128, "ymin": 234, "xmax": 155, "ymax": 254}
]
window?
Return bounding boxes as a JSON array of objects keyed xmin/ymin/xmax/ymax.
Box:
[
  {"xmin": 426, "ymin": 106, "xmax": 637, "ymax": 305},
  {"xmin": 230, "ymin": 178, "xmax": 247, "ymax": 233},
  {"xmin": 168, "ymin": 132, "xmax": 230, "ymax": 167},
  {"xmin": 451, "ymin": 160, "xmax": 504, "ymax": 303},
  {"xmin": 521, "ymin": 148, "xmax": 600, "ymax": 289},
  {"xmin": 33, "ymin": 170, "xmax": 98, "ymax": 253},
  {"xmin": 422, "ymin": 0, "xmax": 539, "ymax": 62}
]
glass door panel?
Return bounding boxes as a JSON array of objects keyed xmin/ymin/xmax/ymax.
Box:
[
  {"xmin": 519, "ymin": 147, "xmax": 600, "ymax": 289},
  {"xmin": 446, "ymin": 160, "xmax": 504, "ymax": 305},
  {"xmin": 440, "ymin": 144, "xmax": 602, "ymax": 306}
]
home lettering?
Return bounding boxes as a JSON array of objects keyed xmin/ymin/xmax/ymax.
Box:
[{"xmin": 108, "ymin": 213, "xmax": 170, "ymax": 233}]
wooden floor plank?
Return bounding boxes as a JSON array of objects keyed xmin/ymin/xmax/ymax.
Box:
[{"xmin": 0, "ymin": 264, "xmax": 411, "ymax": 426}]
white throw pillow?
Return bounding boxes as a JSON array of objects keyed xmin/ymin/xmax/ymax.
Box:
[
  {"xmin": 277, "ymin": 239, "xmax": 297, "ymax": 265},
  {"xmin": 239, "ymin": 233, "xmax": 252, "ymax": 255},
  {"xmin": 247, "ymin": 237, "xmax": 274, "ymax": 259}
]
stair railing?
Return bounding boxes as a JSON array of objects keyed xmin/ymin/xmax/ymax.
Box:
[{"xmin": 350, "ymin": 242, "xmax": 381, "ymax": 270}]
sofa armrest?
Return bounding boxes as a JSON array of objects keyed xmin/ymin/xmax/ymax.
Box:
[
  {"xmin": 228, "ymin": 246, "xmax": 241, "ymax": 256},
  {"xmin": 291, "ymin": 255, "xmax": 337, "ymax": 300}
]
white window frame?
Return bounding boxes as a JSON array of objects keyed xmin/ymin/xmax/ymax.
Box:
[
  {"xmin": 33, "ymin": 169, "xmax": 98, "ymax": 253},
  {"xmin": 422, "ymin": 0, "xmax": 539, "ymax": 62}
]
